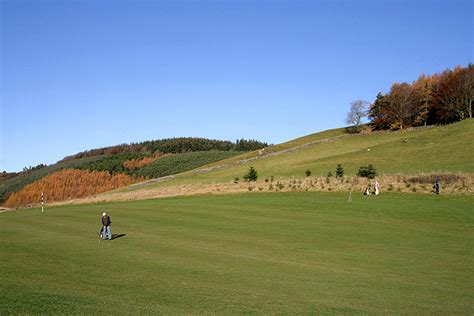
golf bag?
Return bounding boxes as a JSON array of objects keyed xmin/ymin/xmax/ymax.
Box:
[{"xmin": 98, "ymin": 226, "xmax": 105, "ymax": 239}]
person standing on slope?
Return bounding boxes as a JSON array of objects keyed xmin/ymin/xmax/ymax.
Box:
[
  {"xmin": 101, "ymin": 212, "xmax": 112, "ymax": 240},
  {"xmin": 374, "ymin": 179, "xmax": 380, "ymax": 195}
]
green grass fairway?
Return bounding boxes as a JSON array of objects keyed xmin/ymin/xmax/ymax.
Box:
[{"xmin": 1, "ymin": 193, "xmax": 473, "ymax": 314}]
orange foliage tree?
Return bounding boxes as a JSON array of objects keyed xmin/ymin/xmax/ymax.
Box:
[
  {"xmin": 4, "ymin": 169, "xmax": 139, "ymax": 208},
  {"xmin": 368, "ymin": 64, "xmax": 473, "ymax": 130},
  {"xmin": 122, "ymin": 154, "xmax": 171, "ymax": 171}
]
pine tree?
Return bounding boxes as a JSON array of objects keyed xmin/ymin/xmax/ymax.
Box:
[
  {"xmin": 243, "ymin": 166, "xmax": 258, "ymax": 182},
  {"xmin": 335, "ymin": 164, "xmax": 344, "ymax": 178}
]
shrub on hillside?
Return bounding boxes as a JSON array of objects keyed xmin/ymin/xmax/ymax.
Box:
[
  {"xmin": 357, "ymin": 164, "xmax": 377, "ymax": 179},
  {"xmin": 335, "ymin": 164, "xmax": 344, "ymax": 178}
]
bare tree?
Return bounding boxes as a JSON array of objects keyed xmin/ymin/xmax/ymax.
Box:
[{"xmin": 346, "ymin": 100, "xmax": 369, "ymax": 133}]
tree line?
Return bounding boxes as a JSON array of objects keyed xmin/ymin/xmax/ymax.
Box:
[
  {"xmin": 61, "ymin": 137, "xmax": 269, "ymax": 162},
  {"xmin": 368, "ymin": 64, "xmax": 473, "ymax": 130}
]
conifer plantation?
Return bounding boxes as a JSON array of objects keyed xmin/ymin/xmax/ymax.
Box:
[{"xmin": 3, "ymin": 169, "xmax": 138, "ymax": 208}]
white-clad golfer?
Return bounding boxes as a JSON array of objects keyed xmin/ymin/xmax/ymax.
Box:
[{"xmin": 101, "ymin": 212, "xmax": 112, "ymax": 240}]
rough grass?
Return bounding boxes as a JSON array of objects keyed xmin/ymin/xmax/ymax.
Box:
[
  {"xmin": 1, "ymin": 192, "xmax": 473, "ymax": 314},
  {"xmin": 46, "ymin": 173, "xmax": 472, "ymax": 207}
]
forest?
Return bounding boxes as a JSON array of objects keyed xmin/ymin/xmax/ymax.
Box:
[
  {"xmin": 60, "ymin": 137, "xmax": 269, "ymax": 162},
  {"xmin": 368, "ymin": 64, "xmax": 473, "ymax": 130},
  {"xmin": 3, "ymin": 169, "xmax": 138, "ymax": 207}
]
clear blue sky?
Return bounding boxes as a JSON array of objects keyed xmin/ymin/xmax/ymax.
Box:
[{"xmin": 1, "ymin": 0, "xmax": 472, "ymax": 172}]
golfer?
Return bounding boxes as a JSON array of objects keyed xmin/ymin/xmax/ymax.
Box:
[
  {"xmin": 433, "ymin": 178, "xmax": 441, "ymax": 194},
  {"xmin": 101, "ymin": 212, "xmax": 112, "ymax": 240}
]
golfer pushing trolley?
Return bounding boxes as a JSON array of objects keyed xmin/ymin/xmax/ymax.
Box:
[{"xmin": 100, "ymin": 212, "xmax": 112, "ymax": 240}]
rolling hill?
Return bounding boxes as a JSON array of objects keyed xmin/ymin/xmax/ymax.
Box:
[
  {"xmin": 3, "ymin": 119, "xmax": 473, "ymax": 208},
  {"xmin": 57, "ymin": 119, "xmax": 474, "ymax": 205},
  {"xmin": 129, "ymin": 119, "xmax": 474, "ymax": 188},
  {"xmin": 0, "ymin": 138, "xmax": 267, "ymax": 207}
]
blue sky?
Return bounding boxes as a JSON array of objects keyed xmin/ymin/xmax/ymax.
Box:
[{"xmin": 1, "ymin": 0, "xmax": 472, "ymax": 172}]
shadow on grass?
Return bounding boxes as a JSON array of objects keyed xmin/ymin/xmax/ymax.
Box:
[
  {"xmin": 111, "ymin": 233, "xmax": 127, "ymax": 240},
  {"xmin": 97, "ymin": 232, "xmax": 127, "ymax": 240}
]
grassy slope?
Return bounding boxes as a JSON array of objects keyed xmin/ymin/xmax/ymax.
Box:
[
  {"xmin": 0, "ymin": 192, "xmax": 472, "ymax": 314},
  {"xmin": 140, "ymin": 119, "xmax": 474, "ymax": 189},
  {"xmin": 200, "ymin": 127, "xmax": 347, "ymax": 169}
]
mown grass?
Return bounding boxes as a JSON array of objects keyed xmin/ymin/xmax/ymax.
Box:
[
  {"xmin": 1, "ymin": 192, "xmax": 472, "ymax": 314},
  {"xmin": 143, "ymin": 119, "xmax": 474, "ymax": 189}
]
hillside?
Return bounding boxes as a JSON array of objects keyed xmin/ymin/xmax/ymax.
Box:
[
  {"xmin": 134, "ymin": 119, "xmax": 474, "ymax": 188},
  {"xmin": 3, "ymin": 120, "xmax": 473, "ymax": 208},
  {"xmin": 0, "ymin": 137, "xmax": 267, "ymax": 207},
  {"xmin": 47, "ymin": 119, "xmax": 473, "ymax": 206}
]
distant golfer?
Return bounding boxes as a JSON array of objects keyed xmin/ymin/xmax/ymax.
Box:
[
  {"xmin": 374, "ymin": 180, "xmax": 380, "ymax": 195},
  {"xmin": 101, "ymin": 212, "xmax": 112, "ymax": 240},
  {"xmin": 433, "ymin": 178, "xmax": 441, "ymax": 195},
  {"xmin": 363, "ymin": 185, "xmax": 371, "ymax": 195}
]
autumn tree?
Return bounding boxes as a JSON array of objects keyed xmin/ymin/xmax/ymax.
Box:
[
  {"xmin": 369, "ymin": 93, "xmax": 390, "ymax": 130},
  {"xmin": 384, "ymin": 82, "xmax": 417, "ymax": 129},
  {"xmin": 367, "ymin": 64, "xmax": 472, "ymax": 130},
  {"xmin": 411, "ymin": 74, "xmax": 435, "ymax": 126},
  {"xmin": 436, "ymin": 65, "xmax": 473, "ymax": 122},
  {"xmin": 458, "ymin": 64, "xmax": 474, "ymax": 119}
]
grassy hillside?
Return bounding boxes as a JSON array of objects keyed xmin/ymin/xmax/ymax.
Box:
[
  {"xmin": 140, "ymin": 119, "xmax": 474, "ymax": 189},
  {"xmin": 1, "ymin": 192, "xmax": 472, "ymax": 314},
  {"xmin": 199, "ymin": 127, "xmax": 348, "ymax": 169},
  {"xmin": 3, "ymin": 120, "xmax": 472, "ymax": 206}
]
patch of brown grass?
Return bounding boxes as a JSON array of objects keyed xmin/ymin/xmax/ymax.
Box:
[
  {"xmin": 47, "ymin": 173, "xmax": 473, "ymax": 207},
  {"xmin": 407, "ymin": 173, "xmax": 465, "ymax": 184}
]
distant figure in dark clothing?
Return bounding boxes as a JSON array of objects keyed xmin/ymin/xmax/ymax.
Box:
[
  {"xmin": 363, "ymin": 186, "xmax": 371, "ymax": 195},
  {"xmin": 433, "ymin": 178, "xmax": 441, "ymax": 195},
  {"xmin": 101, "ymin": 212, "xmax": 112, "ymax": 240}
]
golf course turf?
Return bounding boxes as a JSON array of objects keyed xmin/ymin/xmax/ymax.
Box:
[{"xmin": 1, "ymin": 192, "xmax": 473, "ymax": 314}]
